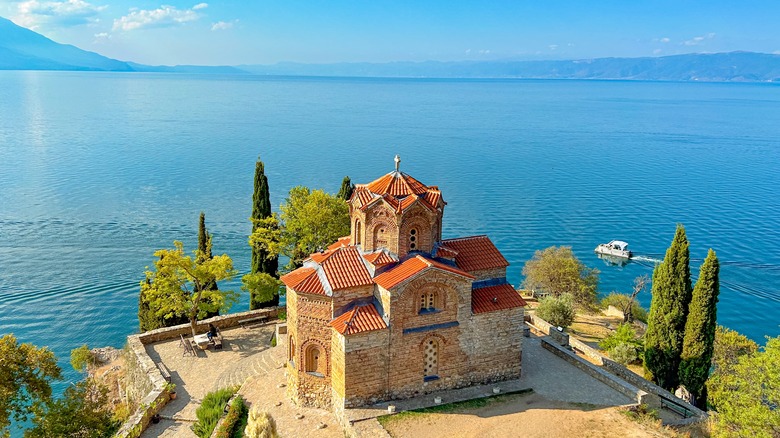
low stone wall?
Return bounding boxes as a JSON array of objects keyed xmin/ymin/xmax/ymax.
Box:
[
  {"xmin": 601, "ymin": 359, "xmax": 706, "ymax": 420},
  {"xmin": 568, "ymin": 336, "xmax": 607, "ymax": 365},
  {"xmin": 115, "ymin": 307, "xmax": 280, "ymax": 437},
  {"xmin": 527, "ymin": 314, "xmax": 569, "ymax": 346},
  {"xmin": 541, "ymin": 339, "xmax": 659, "ymax": 409}
]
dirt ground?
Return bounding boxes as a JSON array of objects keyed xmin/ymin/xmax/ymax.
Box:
[{"xmin": 380, "ymin": 392, "xmax": 675, "ymax": 438}]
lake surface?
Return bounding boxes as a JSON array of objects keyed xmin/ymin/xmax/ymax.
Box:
[{"xmin": 1, "ymin": 72, "xmax": 779, "ymax": 394}]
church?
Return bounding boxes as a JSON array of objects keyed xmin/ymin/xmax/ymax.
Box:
[{"xmin": 281, "ymin": 156, "xmax": 526, "ymax": 414}]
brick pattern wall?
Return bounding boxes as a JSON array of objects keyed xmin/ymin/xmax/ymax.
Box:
[
  {"xmin": 363, "ymin": 204, "xmax": 398, "ymax": 253},
  {"xmin": 336, "ymin": 329, "xmax": 391, "ymax": 408},
  {"xmin": 470, "ymin": 267, "xmax": 508, "ymax": 281},
  {"xmin": 460, "ymin": 307, "xmax": 524, "ymax": 382},
  {"xmin": 397, "ymin": 204, "xmax": 439, "ymax": 257},
  {"xmin": 332, "ymin": 285, "xmax": 375, "ymax": 318},
  {"xmin": 287, "ymin": 290, "xmax": 334, "ymax": 408}
]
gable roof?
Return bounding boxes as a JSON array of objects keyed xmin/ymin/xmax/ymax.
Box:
[
  {"xmin": 363, "ymin": 249, "xmax": 397, "ymax": 267},
  {"xmin": 330, "ymin": 304, "xmax": 387, "ymax": 335},
  {"xmin": 280, "ymin": 267, "xmax": 326, "ymax": 295},
  {"xmin": 374, "ymin": 255, "xmax": 474, "ymax": 289},
  {"xmin": 472, "ymin": 283, "xmax": 527, "ymax": 314},
  {"xmin": 440, "ymin": 235, "xmax": 509, "ymax": 272},
  {"xmin": 327, "ymin": 236, "xmax": 351, "ymax": 251}
]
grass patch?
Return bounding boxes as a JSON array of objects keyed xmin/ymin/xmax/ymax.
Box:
[{"xmin": 377, "ymin": 389, "xmax": 534, "ymax": 427}]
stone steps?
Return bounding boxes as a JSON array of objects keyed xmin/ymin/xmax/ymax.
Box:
[{"xmin": 212, "ymin": 345, "xmax": 284, "ymax": 392}]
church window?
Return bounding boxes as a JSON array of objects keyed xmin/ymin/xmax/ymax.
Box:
[
  {"xmin": 355, "ymin": 219, "xmax": 362, "ymax": 245},
  {"xmin": 305, "ymin": 344, "xmax": 324, "ymax": 377},
  {"xmin": 409, "ymin": 228, "xmax": 417, "ymax": 250},
  {"xmin": 419, "ymin": 291, "xmax": 439, "ymax": 313},
  {"xmin": 423, "ymin": 339, "xmax": 439, "ymax": 380}
]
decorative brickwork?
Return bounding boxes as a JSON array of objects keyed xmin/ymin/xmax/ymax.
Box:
[{"xmin": 285, "ymin": 161, "xmax": 524, "ymax": 412}]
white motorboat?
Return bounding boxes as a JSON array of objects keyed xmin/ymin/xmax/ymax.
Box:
[{"xmin": 595, "ymin": 240, "xmax": 632, "ymax": 259}]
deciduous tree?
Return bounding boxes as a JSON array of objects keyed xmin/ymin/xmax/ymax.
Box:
[
  {"xmin": 522, "ymin": 246, "xmax": 599, "ymax": 305},
  {"xmin": 535, "ymin": 293, "xmax": 576, "ymax": 328},
  {"xmin": 679, "ymin": 249, "xmax": 720, "ymax": 407},
  {"xmin": 141, "ymin": 241, "xmax": 238, "ymax": 338},
  {"xmin": 242, "ymin": 272, "xmax": 284, "ymax": 311},
  {"xmin": 644, "ymin": 224, "xmax": 693, "ymax": 390},
  {"xmin": 0, "ymin": 334, "xmax": 61, "ymax": 438}
]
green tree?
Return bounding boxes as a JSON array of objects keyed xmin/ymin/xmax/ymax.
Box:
[
  {"xmin": 337, "ymin": 176, "xmax": 354, "ymax": 201},
  {"xmin": 522, "ymin": 246, "xmax": 599, "ymax": 305},
  {"xmin": 281, "ymin": 186, "xmax": 350, "ymax": 267},
  {"xmin": 712, "ymin": 325, "xmax": 758, "ymax": 371},
  {"xmin": 198, "ymin": 211, "xmax": 219, "ymax": 293},
  {"xmin": 0, "ymin": 334, "xmax": 61, "ymax": 438},
  {"xmin": 679, "ymin": 249, "xmax": 720, "ymax": 407},
  {"xmin": 708, "ymin": 337, "xmax": 780, "ymax": 438},
  {"xmin": 243, "ymin": 272, "xmax": 284, "ymax": 311},
  {"xmin": 69, "ymin": 345, "xmax": 96, "ymax": 373},
  {"xmin": 644, "ymin": 224, "xmax": 693, "ymax": 390},
  {"xmin": 250, "ymin": 158, "xmax": 279, "ymax": 278},
  {"xmin": 141, "ymin": 241, "xmax": 239, "ymax": 338},
  {"xmin": 535, "ymin": 293, "xmax": 576, "ymax": 328},
  {"xmin": 25, "ymin": 378, "xmax": 119, "ymax": 438}
]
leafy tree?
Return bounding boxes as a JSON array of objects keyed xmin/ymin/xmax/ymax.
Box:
[
  {"xmin": 337, "ymin": 176, "xmax": 354, "ymax": 201},
  {"xmin": 644, "ymin": 224, "xmax": 693, "ymax": 390},
  {"xmin": 250, "ymin": 158, "xmax": 279, "ymax": 278},
  {"xmin": 535, "ymin": 293, "xmax": 576, "ymax": 328},
  {"xmin": 708, "ymin": 337, "xmax": 780, "ymax": 438},
  {"xmin": 600, "ymin": 292, "xmax": 648, "ymax": 323},
  {"xmin": 141, "ymin": 241, "xmax": 239, "ymax": 338},
  {"xmin": 522, "ymin": 246, "xmax": 599, "ymax": 305},
  {"xmin": 25, "ymin": 378, "xmax": 119, "ymax": 438},
  {"xmin": 0, "ymin": 334, "xmax": 61, "ymax": 438},
  {"xmin": 599, "ymin": 323, "xmax": 643, "ymax": 352},
  {"xmin": 679, "ymin": 249, "xmax": 720, "ymax": 407},
  {"xmin": 69, "ymin": 345, "xmax": 96, "ymax": 373},
  {"xmin": 712, "ymin": 325, "xmax": 758, "ymax": 371},
  {"xmin": 243, "ymin": 272, "xmax": 284, "ymax": 311},
  {"xmin": 610, "ymin": 342, "xmax": 640, "ymax": 366}
]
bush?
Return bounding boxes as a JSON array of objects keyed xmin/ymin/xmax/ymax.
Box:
[
  {"xmin": 536, "ymin": 293, "xmax": 576, "ymax": 328},
  {"xmin": 244, "ymin": 406, "xmax": 278, "ymax": 438},
  {"xmin": 192, "ymin": 387, "xmax": 238, "ymax": 438},
  {"xmin": 70, "ymin": 344, "xmax": 96, "ymax": 372},
  {"xmin": 600, "ymin": 292, "xmax": 648, "ymax": 323},
  {"xmin": 599, "ymin": 323, "xmax": 643, "ymax": 351},
  {"xmin": 610, "ymin": 342, "xmax": 640, "ymax": 365},
  {"xmin": 213, "ymin": 395, "xmax": 248, "ymax": 438}
]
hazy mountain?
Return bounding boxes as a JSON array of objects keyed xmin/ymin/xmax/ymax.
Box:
[
  {"xmin": 0, "ymin": 16, "xmax": 245, "ymax": 73},
  {"xmin": 241, "ymin": 52, "xmax": 780, "ymax": 82}
]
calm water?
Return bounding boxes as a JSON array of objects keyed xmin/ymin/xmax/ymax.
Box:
[{"xmin": 1, "ymin": 72, "xmax": 779, "ymax": 394}]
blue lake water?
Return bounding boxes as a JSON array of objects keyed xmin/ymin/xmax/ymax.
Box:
[{"xmin": 1, "ymin": 72, "xmax": 779, "ymax": 397}]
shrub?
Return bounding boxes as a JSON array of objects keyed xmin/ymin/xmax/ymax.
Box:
[
  {"xmin": 214, "ymin": 395, "xmax": 248, "ymax": 438},
  {"xmin": 244, "ymin": 406, "xmax": 278, "ymax": 438},
  {"xmin": 610, "ymin": 342, "xmax": 640, "ymax": 365},
  {"xmin": 599, "ymin": 323, "xmax": 643, "ymax": 352},
  {"xmin": 70, "ymin": 344, "xmax": 96, "ymax": 372},
  {"xmin": 536, "ymin": 293, "xmax": 576, "ymax": 328},
  {"xmin": 600, "ymin": 292, "xmax": 648, "ymax": 323},
  {"xmin": 192, "ymin": 387, "xmax": 238, "ymax": 438}
]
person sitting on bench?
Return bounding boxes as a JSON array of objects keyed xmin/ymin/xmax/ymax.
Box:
[{"xmin": 207, "ymin": 323, "xmax": 217, "ymax": 342}]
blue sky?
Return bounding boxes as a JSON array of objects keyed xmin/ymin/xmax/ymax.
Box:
[{"xmin": 2, "ymin": 0, "xmax": 780, "ymax": 66}]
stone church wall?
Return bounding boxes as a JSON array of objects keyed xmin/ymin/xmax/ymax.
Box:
[{"xmin": 461, "ymin": 307, "xmax": 524, "ymax": 383}]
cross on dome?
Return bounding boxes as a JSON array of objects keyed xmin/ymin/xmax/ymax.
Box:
[{"xmin": 394, "ymin": 154, "xmax": 401, "ymax": 172}]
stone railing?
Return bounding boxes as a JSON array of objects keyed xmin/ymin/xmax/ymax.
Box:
[{"xmin": 114, "ymin": 307, "xmax": 280, "ymax": 437}]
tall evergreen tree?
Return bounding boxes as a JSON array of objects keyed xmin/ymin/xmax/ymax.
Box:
[
  {"xmin": 249, "ymin": 157, "xmax": 279, "ymax": 307},
  {"xmin": 197, "ymin": 212, "xmax": 218, "ymax": 292},
  {"xmin": 679, "ymin": 249, "xmax": 720, "ymax": 407},
  {"xmin": 337, "ymin": 176, "xmax": 354, "ymax": 201},
  {"xmin": 644, "ymin": 224, "xmax": 693, "ymax": 390}
]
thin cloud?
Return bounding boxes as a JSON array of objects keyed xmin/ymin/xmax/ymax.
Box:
[
  {"xmin": 211, "ymin": 19, "xmax": 237, "ymax": 31},
  {"xmin": 684, "ymin": 33, "xmax": 715, "ymax": 46},
  {"xmin": 113, "ymin": 3, "xmax": 207, "ymax": 31},
  {"xmin": 15, "ymin": 0, "xmax": 107, "ymax": 28}
]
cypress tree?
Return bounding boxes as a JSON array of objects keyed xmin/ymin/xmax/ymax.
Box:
[
  {"xmin": 644, "ymin": 224, "xmax": 693, "ymax": 390},
  {"xmin": 197, "ymin": 212, "xmax": 218, "ymax": 292},
  {"xmin": 337, "ymin": 176, "xmax": 354, "ymax": 201},
  {"xmin": 250, "ymin": 157, "xmax": 279, "ymax": 307},
  {"xmin": 679, "ymin": 249, "xmax": 720, "ymax": 407}
]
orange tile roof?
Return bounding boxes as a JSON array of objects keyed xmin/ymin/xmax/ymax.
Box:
[
  {"xmin": 352, "ymin": 186, "xmax": 375, "ymax": 208},
  {"xmin": 363, "ymin": 250, "xmax": 397, "ymax": 266},
  {"xmin": 330, "ymin": 304, "xmax": 387, "ymax": 335},
  {"xmin": 440, "ymin": 235, "xmax": 509, "ymax": 272},
  {"xmin": 374, "ymin": 255, "xmax": 474, "ymax": 289},
  {"xmin": 472, "ymin": 284, "xmax": 527, "ymax": 314},
  {"xmin": 366, "ymin": 171, "xmax": 429, "ymax": 197},
  {"xmin": 435, "ymin": 244, "xmax": 459, "ymax": 259},
  {"xmin": 280, "ymin": 267, "xmax": 326, "ymax": 295},
  {"xmin": 327, "ymin": 236, "xmax": 351, "ymax": 250},
  {"xmin": 319, "ymin": 246, "xmax": 374, "ymax": 291}
]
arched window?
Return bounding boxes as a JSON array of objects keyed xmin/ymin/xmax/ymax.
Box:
[
  {"xmin": 355, "ymin": 219, "xmax": 362, "ymax": 245},
  {"xmin": 423, "ymin": 339, "xmax": 439, "ymax": 380},
  {"xmin": 419, "ymin": 291, "xmax": 439, "ymax": 314},
  {"xmin": 305, "ymin": 344, "xmax": 324, "ymax": 377},
  {"xmin": 409, "ymin": 228, "xmax": 418, "ymax": 251}
]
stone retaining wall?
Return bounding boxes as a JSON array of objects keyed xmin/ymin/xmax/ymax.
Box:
[
  {"xmin": 527, "ymin": 314, "xmax": 569, "ymax": 346},
  {"xmin": 115, "ymin": 307, "xmax": 280, "ymax": 437},
  {"xmin": 541, "ymin": 339, "xmax": 659, "ymax": 409},
  {"xmin": 568, "ymin": 336, "xmax": 607, "ymax": 365}
]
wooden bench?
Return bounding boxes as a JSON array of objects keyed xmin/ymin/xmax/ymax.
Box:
[
  {"xmin": 238, "ymin": 315, "xmax": 268, "ymax": 328},
  {"xmin": 157, "ymin": 362, "xmax": 171, "ymax": 383}
]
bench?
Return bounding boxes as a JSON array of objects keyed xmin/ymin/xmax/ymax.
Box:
[
  {"xmin": 179, "ymin": 334, "xmax": 196, "ymax": 357},
  {"xmin": 157, "ymin": 362, "xmax": 171, "ymax": 383},
  {"xmin": 213, "ymin": 332, "xmax": 223, "ymax": 350},
  {"xmin": 238, "ymin": 315, "xmax": 269, "ymax": 328}
]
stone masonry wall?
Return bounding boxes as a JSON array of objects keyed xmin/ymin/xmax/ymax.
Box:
[
  {"xmin": 339, "ymin": 329, "xmax": 390, "ymax": 407},
  {"xmin": 288, "ymin": 290, "xmax": 333, "ymax": 408},
  {"xmin": 469, "ymin": 267, "xmax": 508, "ymax": 281},
  {"xmin": 332, "ymin": 285, "xmax": 375, "ymax": 318},
  {"xmin": 460, "ymin": 306, "xmax": 524, "ymax": 383},
  {"xmin": 397, "ymin": 203, "xmax": 439, "ymax": 257}
]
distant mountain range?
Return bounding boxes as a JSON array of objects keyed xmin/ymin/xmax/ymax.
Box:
[{"xmin": 3, "ymin": 15, "xmax": 780, "ymax": 82}]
